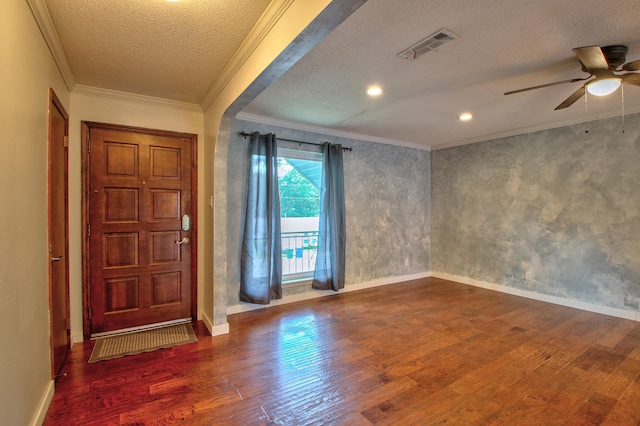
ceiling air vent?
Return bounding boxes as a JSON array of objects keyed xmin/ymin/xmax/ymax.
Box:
[{"xmin": 397, "ymin": 28, "xmax": 458, "ymax": 60}]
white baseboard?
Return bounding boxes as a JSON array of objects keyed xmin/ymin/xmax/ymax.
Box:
[
  {"xmin": 211, "ymin": 323, "xmax": 230, "ymax": 336},
  {"xmin": 225, "ymin": 270, "xmax": 640, "ymax": 331},
  {"xmin": 431, "ymin": 271, "xmax": 640, "ymax": 322},
  {"xmin": 201, "ymin": 311, "xmax": 214, "ymax": 335},
  {"xmin": 31, "ymin": 379, "xmax": 55, "ymax": 426},
  {"xmin": 201, "ymin": 311, "xmax": 230, "ymax": 336},
  {"xmin": 342, "ymin": 272, "xmax": 431, "ymax": 293},
  {"xmin": 227, "ymin": 272, "xmax": 431, "ymax": 316},
  {"xmin": 71, "ymin": 331, "xmax": 83, "ymax": 345}
]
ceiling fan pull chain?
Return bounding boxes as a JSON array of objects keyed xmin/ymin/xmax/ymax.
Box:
[{"xmin": 584, "ymin": 91, "xmax": 589, "ymax": 134}]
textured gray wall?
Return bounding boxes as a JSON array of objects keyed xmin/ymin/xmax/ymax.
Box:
[
  {"xmin": 227, "ymin": 119, "xmax": 431, "ymax": 306},
  {"xmin": 432, "ymin": 113, "xmax": 640, "ymax": 313}
]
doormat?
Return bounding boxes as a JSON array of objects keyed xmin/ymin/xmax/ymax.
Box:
[{"xmin": 88, "ymin": 323, "xmax": 197, "ymax": 363}]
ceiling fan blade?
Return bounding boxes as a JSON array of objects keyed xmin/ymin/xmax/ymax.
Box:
[
  {"xmin": 622, "ymin": 60, "xmax": 640, "ymax": 71},
  {"xmin": 623, "ymin": 73, "xmax": 640, "ymax": 86},
  {"xmin": 554, "ymin": 86, "xmax": 586, "ymax": 110},
  {"xmin": 573, "ymin": 46, "xmax": 609, "ymax": 70},
  {"xmin": 504, "ymin": 77, "xmax": 588, "ymax": 95}
]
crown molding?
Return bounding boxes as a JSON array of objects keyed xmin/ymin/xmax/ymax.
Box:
[
  {"xmin": 236, "ymin": 112, "xmax": 432, "ymax": 151},
  {"xmin": 73, "ymin": 84, "xmax": 202, "ymax": 111},
  {"xmin": 238, "ymin": 105, "xmax": 640, "ymax": 152},
  {"xmin": 200, "ymin": 0, "xmax": 295, "ymax": 112},
  {"xmin": 27, "ymin": 0, "xmax": 76, "ymax": 91},
  {"xmin": 430, "ymin": 104, "xmax": 640, "ymax": 151}
]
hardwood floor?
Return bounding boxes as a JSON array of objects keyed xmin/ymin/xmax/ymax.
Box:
[{"xmin": 44, "ymin": 278, "xmax": 640, "ymax": 425}]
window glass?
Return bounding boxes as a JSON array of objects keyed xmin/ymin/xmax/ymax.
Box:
[{"xmin": 277, "ymin": 148, "xmax": 322, "ymax": 280}]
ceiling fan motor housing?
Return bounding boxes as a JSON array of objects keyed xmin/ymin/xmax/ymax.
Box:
[{"xmin": 596, "ymin": 45, "xmax": 628, "ymax": 70}]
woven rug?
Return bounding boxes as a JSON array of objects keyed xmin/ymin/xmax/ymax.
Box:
[{"xmin": 89, "ymin": 323, "xmax": 197, "ymax": 363}]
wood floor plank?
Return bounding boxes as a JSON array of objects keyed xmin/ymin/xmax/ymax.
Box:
[
  {"xmin": 601, "ymin": 381, "xmax": 640, "ymax": 425},
  {"xmin": 567, "ymin": 392, "xmax": 617, "ymax": 425},
  {"xmin": 369, "ymin": 387, "xmax": 463, "ymax": 426},
  {"xmin": 43, "ymin": 278, "xmax": 640, "ymax": 425}
]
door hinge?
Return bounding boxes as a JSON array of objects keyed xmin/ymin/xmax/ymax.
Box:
[
  {"xmin": 87, "ymin": 223, "xmax": 91, "ymax": 237},
  {"xmin": 65, "ymin": 317, "xmax": 71, "ymax": 331},
  {"xmin": 87, "ymin": 139, "xmax": 91, "ymax": 153},
  {"xmin": 63, "ymin": 136, "xmax": 69, "ymax": 148},
  {"xmin": 88, "ymin": 307, "xmax": 92, "ymax": 319}
]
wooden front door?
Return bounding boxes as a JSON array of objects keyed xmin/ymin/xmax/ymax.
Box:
[
  {"xmin": 84, "ymin": 122, "xmax": 197, "ymax": 336},
  {"xmin": 48, "ymin": 89, "xmax": 70, "ymax": 377}
]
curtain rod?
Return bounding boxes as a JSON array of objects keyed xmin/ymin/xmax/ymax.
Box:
[{"xmin": 238, "ymin": 132, "xmax": 353, "ymax": 152}]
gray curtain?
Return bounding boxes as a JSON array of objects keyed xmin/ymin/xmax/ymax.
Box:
[
  {"xmin": 312, "ymin": 143, "xmax": 346, "ymax": 291},
  {"xmin": 240, "ymin": 132, "xmax": 282, "ymax": 304}
]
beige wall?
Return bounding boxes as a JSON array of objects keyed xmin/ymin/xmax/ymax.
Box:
[
  {"xmin": 68, "ymin": 88, "xmax": 205, "ymax": 342},
  {"xmin": 1, "ymin": 1, "xmax": 70, "ymax": 425}
]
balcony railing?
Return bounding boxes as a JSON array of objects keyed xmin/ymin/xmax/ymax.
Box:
[{"xmin": 281, "ymin": 231, "xmax": 317, "ymax": 278}]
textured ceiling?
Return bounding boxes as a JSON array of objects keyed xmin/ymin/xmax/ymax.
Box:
[
  {"xmin": 241, "ymin": 0, "xmax": 640, "ymax": 149},
  {"xmin": 44, "ymin": 0, "xmax": 271, "ymax": 103},
  {"xmin": 42, "ymin": 0, "xmax": 640, "ymax": 149}
]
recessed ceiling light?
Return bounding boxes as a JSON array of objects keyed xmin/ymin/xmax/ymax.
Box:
[
  {"xmin": 366, "ymin": 86, "xmax": 383, "ymax": 97},
  {"xmin": 458, "ymin": 113, "xmax": 473, "ymax": 121}
]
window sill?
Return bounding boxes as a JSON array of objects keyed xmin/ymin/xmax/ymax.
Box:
[{"xmin": 283, "ymin": 277, "xmax": 313, "ymax": 288}]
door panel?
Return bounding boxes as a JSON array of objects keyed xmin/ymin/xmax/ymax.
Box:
[
  {"xmin": 48, "ymin": 89, "xmax": 70, "ymax": 378},
  {"xmin": 86, "ymin": 124, "xmax": 196, "ymax": 335}
]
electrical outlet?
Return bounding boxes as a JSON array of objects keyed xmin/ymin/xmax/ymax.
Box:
[
  {"xmin": 524, "ymin": 270, "xmax": 530, "ymax": 280},
  {"xmin": 404, "ymin": 258, "xmax": 409, "ymax": 267}
]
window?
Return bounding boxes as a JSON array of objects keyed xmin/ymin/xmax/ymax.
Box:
[{"xmin": 277, "ymin": 148, "xmax": 322, "ymax": 281}]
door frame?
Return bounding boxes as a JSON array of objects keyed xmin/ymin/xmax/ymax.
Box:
[
  {"xmin": 48, "ymin": 89, "xmax": 70, "ymax": 377},
  {"xmin": 81, "ymin": 121, "xmax": 198, "ymax": 340}
]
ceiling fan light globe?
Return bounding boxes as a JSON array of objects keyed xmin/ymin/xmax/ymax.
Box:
[{"xmin": 586, "ymin": 78, "xmax": 622, "ymax": 96}]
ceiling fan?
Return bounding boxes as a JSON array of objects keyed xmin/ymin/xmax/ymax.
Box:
[{"xmin": 505, "ymin": 45, "xmax": 640, "ymax": 110}]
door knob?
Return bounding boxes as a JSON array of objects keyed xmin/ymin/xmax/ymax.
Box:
[{"xmin": 176, "ymin": 237, "xmax": 190, "ymax": 245}]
